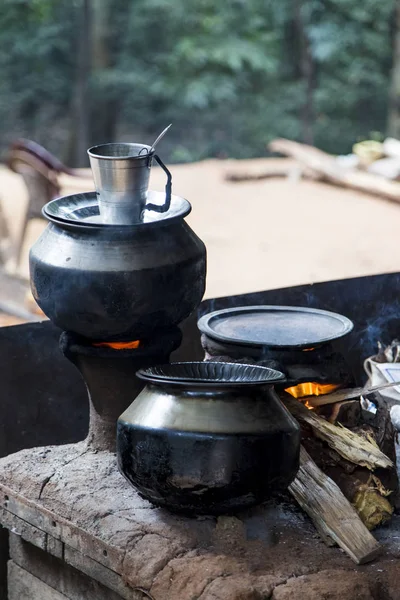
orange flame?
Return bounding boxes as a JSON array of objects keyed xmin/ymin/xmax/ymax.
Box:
[
  {"xmin": 284, "ymin": 381, "xmax": 340, "ymax": 399},
  {"xmin": 92, "ymin": 340, "xmax": 141, "ymax": 350}
]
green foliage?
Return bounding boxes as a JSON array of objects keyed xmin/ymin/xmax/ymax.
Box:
[
  {"xmin": 0, "ymin": 0, "xmax": 76, "ymax": 153},
  {"xmin": 0, "ymin": 0, "xmax": 397, "ymax": 163},
  {"xmin": 306, "ymin": 0, "xmax": 395, "ymax": 152}
]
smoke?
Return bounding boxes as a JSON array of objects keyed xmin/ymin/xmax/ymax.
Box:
[{"xmin": 354, "ymin": 300, "xmax": 400, "ymax": 357}]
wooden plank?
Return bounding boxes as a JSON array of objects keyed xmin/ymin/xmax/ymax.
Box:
[
  {"xmin": 269, "ymin": 137, "xmax": 400, "ymax": 203},
  {"xmin": 0, "ymin": 507, "xmax": 47, "ymax": 551},
  {"xmin": 289, "ymin": 447, "xmax": 382, "ymax": 565},
  {"xmin": 0, "ymin": 486, "xmax": 123, "ymax": 574},
  {"xmin": 9, "ymin": 535, "xmax": 126, "ymax": 600},
  {"xmin": 0, "ymin": 528, "xmax": 8, "ymax": 600},
  {"xmin": 285, "ymin": 397, "xmax": 393, "ymax": 470},
  {"xmin": 8, "ymin": 560, "xmax": 68, "ymax": 600},
  {"xmin": 225, "ymin": 164, "xmax": 290, "ymax": 181},
  {"xmin": 0, "ymin": 491, "xmax": 148, "ymax": 598},
  {"xmin": 64, "ymin": 545, "xmax": 145, "ymax": 600},
  {"xmin": 46, "ymin": 535, "xmax": 64, "ymax": 560}
]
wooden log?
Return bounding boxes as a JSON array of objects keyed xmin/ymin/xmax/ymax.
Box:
[
  {"xmin": 297, "ymin": 391, "xmax": 398, "ymax": 530},
  {"xmin": 284, "ymin": 396, "xmax": 393, "ymax": 470},
  {"xmin": 224, "ymin": 165, "xmax": 290, "ymax": 181},
  {"xmin": 302, "ymin": 432, "xmax": 395, "ymax": 531},
  {"xmin": 289, "ymin": 446, "xmax": 382, "ymax": 564},
  {"xmin": 318, "ymin": 399, "xmax": 361, "ymax": 426},
  {"xmin": 269, "ymin": 138, "xmax": 400, "ymax": 203}
]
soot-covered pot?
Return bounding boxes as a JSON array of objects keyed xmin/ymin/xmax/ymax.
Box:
[
  {"xmin": 117, "ymin": 362, "xmax": 300, "ymax": 514},
  {"xmin": 29, "ymin": 192, "xmax": 206, "ymax": 341}
]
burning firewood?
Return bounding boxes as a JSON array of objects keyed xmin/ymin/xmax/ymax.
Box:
[
  {"xmin": 284, "ymin": 392, "xmax": 398, "ymax": 541},
  {"xmin": 289, "ymin": 447, "xmax": 382, "ymax": 564},
  {"xmin": 285, "ymin": 396, "xmax": 393, "ymax": 470},
  {"xmin": 300, "ymin": 378, "xmax": 400, "ymax": 408}
]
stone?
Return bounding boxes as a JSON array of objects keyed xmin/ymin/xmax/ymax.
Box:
[
  {"xmin": 373, "ymin": 562, "xmax": 400, "ymax": 600},
  {"xmin": 199, "ymin": 575, "xmax": 263, "ymax": 600},
  {"xmin": 122, "ymin": 533, "xmax": 185, "ymax": 589},
  {"xmin": 150, "ymin": 554, "xmax": 248, "ymax": 600},
  {"xmin": 271, "ymin": 569, "xmax": 374, "ymax": 600}
]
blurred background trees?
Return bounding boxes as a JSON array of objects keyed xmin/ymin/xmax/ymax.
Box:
[{"xmin": 0, "ymin": 0, "xmax": 398, "ymax": 166}]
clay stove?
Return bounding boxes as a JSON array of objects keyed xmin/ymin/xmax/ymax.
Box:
[
  {"xmin": 60, "ymin": 329, "xmax": 182, "ymax": 452},
  {"xmin": 0, "ymin": 133, "xmax": 400, "ymax": 597},
  {"xmin": 1, "ymin": 275, "xmax": 400, "ymax": 598}
]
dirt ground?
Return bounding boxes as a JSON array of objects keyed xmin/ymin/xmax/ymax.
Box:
[{"xmin": 2, "ymin": 157, "xmax": 400, "ymax": 304}]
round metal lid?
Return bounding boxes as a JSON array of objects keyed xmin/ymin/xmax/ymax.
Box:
[
  {"xmin": 198, "ymin": 305, "xmax": 354, "ymax": 349},
  {"xmin": 136, "ymin": 361, "xmax": 285, "ymax": 387},
  {"xmin": 43, "ymin": 190, "xmax": 191, "ymax": 227}
]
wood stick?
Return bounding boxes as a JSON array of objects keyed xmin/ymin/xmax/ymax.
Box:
[
  {"xmin": 269, "ymin": 138, "xmax": 400, "ymax": 203},
  {"xmin": 304, "ymin": 379, "xmax": 400, "ymax": 408},
  {"xmin": 289, "ymin": 447, "xmax": 382, "ymax": 564},
  {"xmin": 224, "ymin": 165, "xmax": 290, "ymax": 181},
  {"xmin": 285, "ymin": 397, "xmax": 393, "ymax": 470}
]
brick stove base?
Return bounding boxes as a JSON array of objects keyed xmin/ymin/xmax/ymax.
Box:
[
  {"xmin": 7, "ymin": 535, "xmax": 123, "ymax": 599},
  {"xmin": 1, "ymin": 443, "xmax": 400, "ymax": 599}
]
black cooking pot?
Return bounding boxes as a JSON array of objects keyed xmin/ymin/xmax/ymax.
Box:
[
  {"xmin": 29, "ymin": 192, "xmax": 206, "ymax": 340},
  {"xmin": 117, "ymin": 362, "xmax": 300, "ymax": 514},
  {"xmin": 198, "ymin": 306, "xmax": 354, "ymax": 386}
]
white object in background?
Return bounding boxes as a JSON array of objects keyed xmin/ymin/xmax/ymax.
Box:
[
  {"xmin": 383, "ymin": 137, "xmax": 400, "ymax": 159},
  {"xmin": 364, "ymin": 357, "xmax": 400, "ymax": 402},
  {"xmin": 335, "ymin": 154, "xmax": 360, "ymax": 169},
  {"xmin": 367, "ymin": 157, "xmax": 400, "ymax": 180},
  {"xmin": 390, "ymin": 405, "xmax": 400, "ymax": 431},
  {"xmin": 360, "ymin": 396, "xmax": 377, "ymax": 414}
]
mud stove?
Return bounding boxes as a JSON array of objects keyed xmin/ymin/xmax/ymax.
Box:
[
  {"xmin": 1, "ymin": 139, "xmax": 400, "ymax": 598},
  {"xmin": 0, "ymin": 274, "xmax": 399, "ymax": 599}
]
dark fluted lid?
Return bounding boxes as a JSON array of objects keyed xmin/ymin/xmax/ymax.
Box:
[{"xmin": 136, "ymin": 361, "xmax": 285, "ymax": 387}]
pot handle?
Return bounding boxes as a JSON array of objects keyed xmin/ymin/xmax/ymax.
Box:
[{"xmin": 144, "ymin": 154, "xmax": 172, "ymax": 214}]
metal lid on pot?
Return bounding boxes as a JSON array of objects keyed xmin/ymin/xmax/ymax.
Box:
[
  {"xmin": 198, "ymin": 306, "xmax": 354, "ymax": 349},
  {"xmin": 136, "ymin": 361, "xmax": 285, "ymax": 387},
  {"xmin": 43, "ymin": 191, "xmax": 191, "ymax": 228}
]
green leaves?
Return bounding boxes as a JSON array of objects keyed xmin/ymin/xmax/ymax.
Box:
[{"xmin": 0, "ymin": 0, "xmax": 397, "ymax": 163}]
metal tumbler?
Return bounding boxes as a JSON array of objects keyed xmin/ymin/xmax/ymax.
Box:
[{"xmin": 88, "ymin": 143, "xmax": 154, "ymax": 225}]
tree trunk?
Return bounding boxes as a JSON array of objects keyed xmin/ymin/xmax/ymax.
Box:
[
  {"xmin": 75, "ymin": 0, "xmax": 92, "ymax": 166},
  {"xmin": 91, "ymin": 0, "xmax": 118, "ymax": 143},
  {"xmin": 293, "ymin": 0, "xmax": 315, "ymax": 145},
  {"xmin": 388, "ymin": 0, "xmax": 400, "ymax": 139}
]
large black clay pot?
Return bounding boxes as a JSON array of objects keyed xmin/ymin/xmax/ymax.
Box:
[
  {"xmin": 29, "ymin": 192, "xmax": 206, "ymax": 341},
  {"xmin": 117, "ymin": 362, "xmax": 300, "ymax": 514}
]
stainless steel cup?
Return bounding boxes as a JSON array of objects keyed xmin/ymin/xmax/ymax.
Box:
[{"xmin": 88, "ymin": 143, "xmax": 153, "ymax": 225}]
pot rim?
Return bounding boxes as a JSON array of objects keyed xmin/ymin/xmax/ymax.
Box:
[
  {"xmin": 87, "ymin": 142, "xmax": 154, "ymax": 160},
  {"xmin": 42, "ymin": 190, "xmax": 191, "ymax": 229},
  {"xmin": 136, "ymin": 361, "xmax": 285, "ymax": 388},
  {"xmin": 197, "ymin": 305, "xmax": 354, "ymax": 349}
]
